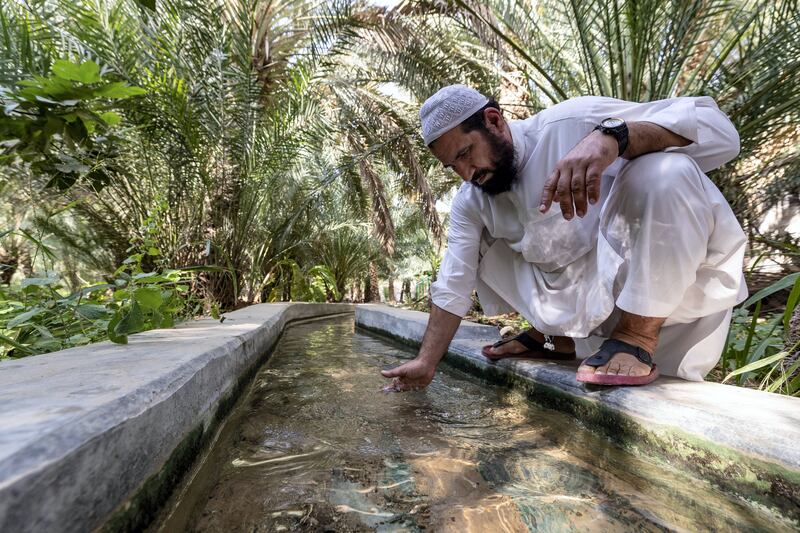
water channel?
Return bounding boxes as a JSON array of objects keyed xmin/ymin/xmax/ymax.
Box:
[{"xmin": 154, "ymin": 316, "xmax": 794, "ymax": 532}]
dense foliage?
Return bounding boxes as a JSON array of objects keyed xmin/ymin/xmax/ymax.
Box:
[{"xmin": 1, "ymin": 0, "xmax": 798, "ymax": 395}]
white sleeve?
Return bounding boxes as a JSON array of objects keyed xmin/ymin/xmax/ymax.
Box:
[
  {"xmin": 430, "ymin": 190, "xmax": 483, "ymax": 317},
  {"xmin": 580, "ymin": 95, "xmax": 740, "ymax": 173}
]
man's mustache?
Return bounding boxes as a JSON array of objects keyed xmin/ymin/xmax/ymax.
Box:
[{"xmin": 471, "ymin": 168, "xmax": 491, "ymax": 183}]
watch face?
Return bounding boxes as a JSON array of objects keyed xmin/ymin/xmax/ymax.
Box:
[{"xmin": 602, "ymin": 118, "xmax": 624, "ymax": 128}]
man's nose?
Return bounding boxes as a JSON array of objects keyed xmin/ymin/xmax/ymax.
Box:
[{"xmin": 455, "ymin": 162, "xmax": 474, "ymax": 182}]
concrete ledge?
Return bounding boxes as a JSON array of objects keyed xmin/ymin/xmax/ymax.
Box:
[
  {"xmin": 355, "ymin": 304, "xmax": 800, "ymax": 521},
  {"xmin": 0, "ymin": 302, "xmax": 353, "ymax": 533}
]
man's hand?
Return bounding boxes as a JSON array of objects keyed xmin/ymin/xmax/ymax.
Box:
[
  {"xmin": 379, "ymin": 304, "xmax": 460, "ymax": 393},
  {"xmin": 381, "ymin": 358, "xmax": 436, "ymax": 392},
  {"xmin": 539, "ymin": 130, "xmax": 618, "ymax": 219},
  {"xmin": 540, "ymin": 122, "xmax": 692, "ymax": 220}
]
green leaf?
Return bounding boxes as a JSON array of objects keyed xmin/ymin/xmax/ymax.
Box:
[
  {"xmin": 723, "ymin": 351, "xmax": 789, "ymax": 383},
  {"xmin": 21, "ymin": 277, "xmax": 60, "ymax": 287},
  {"xmin": 147, "ymin": 247, "xmax": 160, "ymax": 256},
  {"xmin": 52, "ymin": 60, "xmax": 102, "ymax": 84},
  {"xmin": 740, "ymin": 272, "xmax": 800, "ymax": 309},
  {"xmin": 107, "ymin": 312, "xmax": 128, "ymax": 344},
  {"xmin": 7, "ymin": 307, "xmax": 43, "ymax": 328},
  {"xmin": 96, "ymin": 82, "xmax": 147, "ymax": 99},
  {"xmin": 160, "ymin": 313, "xmax": 175, "ymax": 328},
  {"xmin": 0, "ymin": 333, "xmax": 33, "ymax": 353},
  {"xmin": 132, "ymin": 272, "xmax": 169, "ymax": 283},
  {"xmin": 136, "ymin": 0, "xmax": 156, "ymax": 10},
  {"xmin": 113, "ymin": 289, "xmax": 130, "ymax": 301},
  {"xmin": 134, "ymin": 287, "xmax": 163, "ymax": 310},
  {"xmin": 114, "ymin": 301, "xmax": 145, "ymax": 335},
  {"xmin": 784, "ymin": 277, "xmax": 800, "ymax": 331},
  {"xmin": 99, "ymin": 111, "xmax": 121, "ymax": 126},
  {"xmin": 71, "ymin": 283, "xmax": 114, "ymax": 299},
  {"xmin": 76, "ymin": 304, "xmax": 109, "ymax": 320}
]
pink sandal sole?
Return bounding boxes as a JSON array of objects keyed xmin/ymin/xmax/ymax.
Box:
[{"xmin": 576, "ymin": 365, "xmax": 659, "ymax": 386}]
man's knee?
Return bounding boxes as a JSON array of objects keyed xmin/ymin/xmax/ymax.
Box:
[{"xmin": 616, "ymin": 152, "xmax": 702, "ymax": 200}]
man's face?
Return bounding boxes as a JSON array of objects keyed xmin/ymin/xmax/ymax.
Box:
[{"xmin": 430, "ymin": 121, "xmax": 517, "ymax": 195}]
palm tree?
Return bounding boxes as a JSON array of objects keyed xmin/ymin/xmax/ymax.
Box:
[{"xmin": 422, "ymin": 0, "xmax": 800, "ymax": 237}]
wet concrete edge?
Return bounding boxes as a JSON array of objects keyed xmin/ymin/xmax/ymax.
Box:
[
  {"xmin": 355, "ymin": 304, "xmax": 800, "ymax": 523},
  {"xmin": 0, "ymin": 303, "xmax": 353, "ymax": 533}
]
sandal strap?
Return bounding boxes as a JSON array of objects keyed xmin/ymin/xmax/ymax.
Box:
[
  {"xmin": 583, "ymin": 338, "xmax": 653, "ymax": 368},
  {"xmin": 492, "ymin": 330, "xmax": 551, "ymax": 351}
]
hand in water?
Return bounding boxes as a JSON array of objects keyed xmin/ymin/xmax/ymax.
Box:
[{"xmin": 380, "ymin": 358, "xmax": 435, "ymax": 392}]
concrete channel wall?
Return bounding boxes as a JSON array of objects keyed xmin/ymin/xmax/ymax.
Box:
[
  {"xmin": 355, "ymin": 304, "xmax": 800, "ymax": 523},
  {"xmin": 0, "ymin": 303, "xmax": 352, "ymax": 533}
]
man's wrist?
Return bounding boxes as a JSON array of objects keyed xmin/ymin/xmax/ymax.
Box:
[
  {"xmin": 594, "ymin": 117, "xmax": 629, "ymax": 157},
  {"xmin": 591, "ymin": 129, "xmax": 620, "ymax": 157}
]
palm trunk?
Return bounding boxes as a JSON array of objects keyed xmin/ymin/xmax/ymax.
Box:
[{"xmin": 366, "ymin": 262, "xmax": 380, "ymax": 302}]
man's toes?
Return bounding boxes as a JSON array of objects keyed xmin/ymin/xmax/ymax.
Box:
[
  {"xmin": 628, "ymin": 364, "xmax": 650, "ymax": 377},
  {"xmin": 593, "ymin": 363, "xmax": 610, "ymax": 375}
]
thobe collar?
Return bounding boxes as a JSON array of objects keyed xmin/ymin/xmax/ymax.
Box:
[{"xmin": 508, "ymin": 120, "xmax": 528, "ymax": 174}]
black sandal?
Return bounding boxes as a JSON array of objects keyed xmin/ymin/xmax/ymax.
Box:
[
  {"xmin": 577, "ymin": 338, "xmax": 659, "ymax": 385},
  {"xmin": 481, "ymin": 331, "xmax": 576, "ymax": 361}
]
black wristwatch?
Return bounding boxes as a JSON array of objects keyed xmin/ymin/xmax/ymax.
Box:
[{"xmin": 594, "ymin": 117, "xmax": 628, "ymax": 157}]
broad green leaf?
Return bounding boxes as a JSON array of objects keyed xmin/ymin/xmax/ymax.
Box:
[
  {"xmin": 31, "ymin": 323, "xmax": 54, "ymax": 339},
  {"xmin": 114, "ymin": 301, "xmax": 145, "ymax": 335},
  {"xmin": 7, "ymin": 307, "xmax": 43, "ymax": 328},
  {"xmin": 100, "ymin": 111, "xmax": 121, "ymax": 126},
  {"xmin": 96, "ymin": 82, "xmax": 147, "ymax": 99},
  {"xmin": 134, "ymin": 287, "xmax": 162, "ymax": 309},
  {"xmin": 147, "ymin": 247, "xmax": 160, "ymax": 256},
  {"xmin": 51, "ymin": 60, "xmax": 82, "ymax": 82},
  {"xmin": 161, "ymin": 314, "xmax": 175, "ymax": 328},
  {"xmin": 76, "ymin": 304, "xmax": 109, "ymax": 320},
  {"xmin": 107, "ymin": 312, "xmax": 128, "ymax": 344},
  {"xmin": 77, "ymin": 61, "xmax": 102, "ymax": 84},
  {"xmin": 132, "ymin": 273, "xmax": 169, "ymax": 283},
  {"xmin": 113, "ymin": 289, "xmax": 130, "ymax": 301},
  {"xmin": 21, "ymin": 277, "xmax": 60, "ymax": 287},
  {"xmin": 52, "ymin": 60, "xmax": 102, "ymax": 84}
]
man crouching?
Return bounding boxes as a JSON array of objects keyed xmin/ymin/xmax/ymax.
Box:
[{"xmin": 382, "ymin": 85, "xmax": 746, "ymax": 390}]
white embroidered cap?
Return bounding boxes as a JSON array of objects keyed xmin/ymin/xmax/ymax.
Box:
[{"xmin": 420, "ymin": 84, "xmax": 489, "ymax": 146}]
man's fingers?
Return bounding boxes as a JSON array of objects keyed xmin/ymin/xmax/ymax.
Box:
[
  {"xmin": 382, "ymin": 377, "xmax": 405, "ymax": 393},
  {"xmin": 380, "ymin": 367, "xmax": 403, "ymax": 378},
  {"xmin": 539, "ymin": 169, "xmax": 559, "ymax": 212},
  {"xmin": 571, "ymin": 173, "xmax": 587, "ymax": 217},
  {"xmin": 586, "ymin": 166, "xmax": 603, "ymax": 205},
  {"xmin": 556, "ymin": 167, "xmax": 574, "ymax": 219}
]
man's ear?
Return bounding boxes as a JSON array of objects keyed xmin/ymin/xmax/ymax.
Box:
[{"xmin": 483, "ymin": 107, "xmax": 506, "ymax": 134}]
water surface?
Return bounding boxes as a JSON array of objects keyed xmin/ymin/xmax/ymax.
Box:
[{"xmin": 156, "ymin": 316, "xmax": 794, "ymax": 532}]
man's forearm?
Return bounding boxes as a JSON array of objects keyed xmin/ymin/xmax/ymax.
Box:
[
  {"xmin": 417, "ymin": 303, "xmax": 463, "ymax": 368},
  {"xmin": 624, "ymin": 121, "xmax": 691, "ymax": 159}
]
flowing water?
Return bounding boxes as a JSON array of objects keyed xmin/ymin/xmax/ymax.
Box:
[{"xmin": 155, "ymin": 316, "xmax": 794, "ymax": 532}]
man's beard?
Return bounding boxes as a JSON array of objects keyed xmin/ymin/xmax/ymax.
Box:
[{"xmin": 471, "ymin": 130, "xmax": 518, "ymax": 196}]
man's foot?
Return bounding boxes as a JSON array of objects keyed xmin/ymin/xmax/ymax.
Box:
[
  {"xmin": 576, "ymin": 351, "xmax": 651, "ymax": 377},
  {"xmin": 484, "ymin": 328, "xmax": 574, "ymax": 358},
  {"xmin": 577, "ymin": 311, "xmax": 665, "ymax": 386}
]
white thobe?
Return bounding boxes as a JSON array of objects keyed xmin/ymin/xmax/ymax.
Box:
[{"xmin": 430, "ymin": 96, "xmax": 748, "ymax": 380}]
